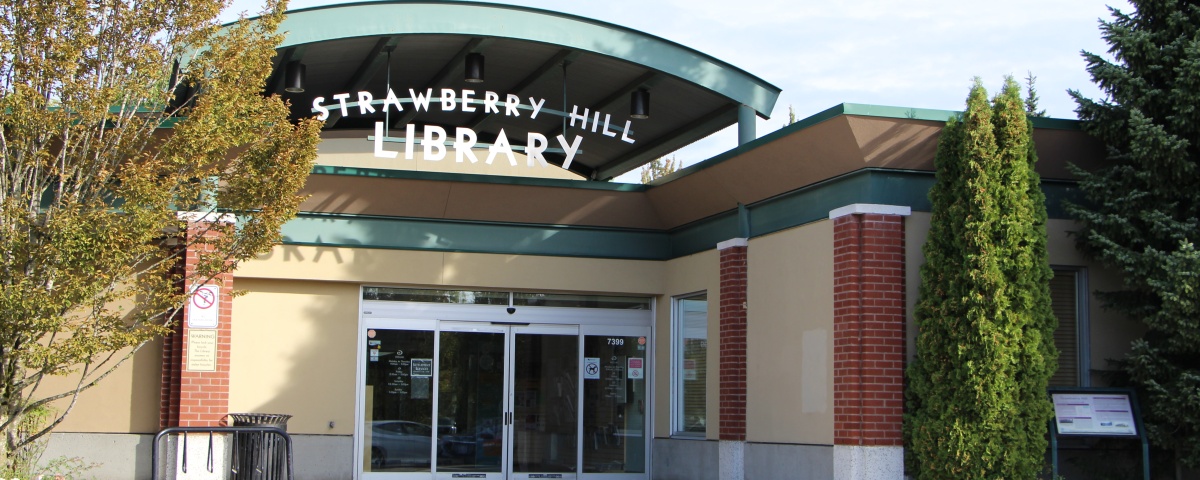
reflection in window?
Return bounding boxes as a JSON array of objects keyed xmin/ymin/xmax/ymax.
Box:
[{"xmin": 673, "ymin": 293, "xmax": 707, "ymax": 436}]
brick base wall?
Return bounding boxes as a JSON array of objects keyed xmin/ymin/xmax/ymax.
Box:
[
  {"xmin": 160, "ymin": 219, "xmax": 233, "ymax": 428},
  {"xmin": 831, "ymin": 209, "xmax": 907, "ymax": 447},
  {"xmin": 719, "ymin": 239, "xmax": 748, "ymax": 441}
]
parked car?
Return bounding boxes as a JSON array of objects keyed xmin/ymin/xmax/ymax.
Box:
[{"xmin": 369, "ymin": 420, "xmax": 434, "ymax": 469}]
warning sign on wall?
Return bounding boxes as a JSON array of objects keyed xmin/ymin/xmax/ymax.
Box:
[
  {"xmin": 627, "ymin": 357, "xmax": 644, "ymax": 379},
  {"xmin": 187, "ymin": 284, "xmax": 220, "ymax": 329}
]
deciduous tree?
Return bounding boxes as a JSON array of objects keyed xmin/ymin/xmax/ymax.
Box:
[
  {"xmin": 0, "ymin": 0, "xmax": 319, "ymax": 471},
  {"xmin": 639, "ymin": 155, "xmax": 679, "ymax": 184}
]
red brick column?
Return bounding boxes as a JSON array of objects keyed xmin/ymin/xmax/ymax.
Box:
[
  {"xmin": 160, "ymin": 215, "xmax": 234, "ymax": 428},
  {"xmin": 718, "ymin": 238, "xmax": 748, "ymax": 441},
  {"xmin": 831, "ymin": 204, "xmax": 909, "ymax": 447}
]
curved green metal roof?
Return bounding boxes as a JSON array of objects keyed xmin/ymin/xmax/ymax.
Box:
[
  {"xmin": 237, "ymin": 1, "xmax": 783, "ymax": 180},
  {"xmin": 276, "ymin": 1, "xmax": 780, "ymax": 116}
]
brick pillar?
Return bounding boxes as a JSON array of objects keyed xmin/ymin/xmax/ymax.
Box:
[
  {"xmin": 160, "ymin": 213, "xmax": 234, "ymax": 428},
  {"xmin": 830, "ymin": 204, "xmax": 909, "ymax": 480},
  {"xmin": 717, "ymin": 237, "xmax": 748, "ymax": 480}
]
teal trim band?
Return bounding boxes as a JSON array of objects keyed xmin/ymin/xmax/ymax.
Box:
[
  {"xmin": 282, "ymin": 169, "xmax": 1082, "ymax": 260},
  {"xmin": 262, "ymin": 1, "xmax": 780, "ymax": 116},
  {"xmin": 310, "ymin": 165, "xmax": 647, "ymax": 192},
  {"xmin": 662, "ymin": 169, "xmax": 1082, "ymax": 258},
  {"xmin": 280, "ymin": 213, "xmax": 670, "ymax": 260},
  {"xmin": 668, "ymin": 211, "xmax": 738, "ymax": 258}
]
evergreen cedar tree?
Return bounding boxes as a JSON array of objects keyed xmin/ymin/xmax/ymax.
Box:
[
  {"xmin": 1069, "ymin": 0, "xmax": 1200, "ymax": 471},
  {"xmin": 905, "ymin": 78, "xmax": 1055, "ymax": 480},
  {"xmin": 0, "ymin": 0, "xmax": 319, "ymax": 472}
]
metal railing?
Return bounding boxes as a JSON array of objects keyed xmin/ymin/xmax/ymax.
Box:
[{"xmin": 152, "ymin": 426, "xmax": 293, "ymax": 480}]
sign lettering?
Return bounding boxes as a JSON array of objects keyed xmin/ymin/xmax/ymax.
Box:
[{"xmin": 312, "ymin": 87, "xmax": 639, "ymax": 168}]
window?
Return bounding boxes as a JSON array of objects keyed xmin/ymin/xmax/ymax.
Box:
[
  {"xmin": 1050, "ymin": 268, "xmax": 1089, "ymax": 387},
  {"xmin": 673, "ymin": 292, "xmax": 708, "ymax": 436}
]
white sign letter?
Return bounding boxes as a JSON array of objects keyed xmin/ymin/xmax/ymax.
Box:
[
  {"xmin": 423, "ymin": 125, "xmax": 447, "ymax": 161},
  {"xmin": 505, "ymin": 94, "xmax": 521, "ymax": 116},
  {"xmin": 526, "ymin": 132, "xmax": 549, "ymax": 167},
  {"xmin": 528, "ymin": 97, "xmax": 546, "ymax": 119},
  {"xmin": 484, "ymin": 91, "xmax": 500, "ymax": 114},
  {"xmin": 440, "ymin": 88, "xmax": 457, "ymax": 111},
  {"xmin": 333, "ymin": 93, "xmax": 351, "ymax": 117},
  {"xmin": 410, "ymin": 88, "xmax": 433, "ymax": 112},
  {"xmin": 312, "ymin": 97, "xmax": 329, "ymax": 121},
  {"xmin": 405, "ymin": 124, "xmax": 416, "ymax": 159},
  {"xmin": 556, "ymin": 135, "xmax": 584, "ymax": 170},
  {"xmin": 568, "ymin": 105, "xmax": 588, "ymax": 129},
  {"xmin": 357, "ymin": 91, "xmax": 376, "ymax": 114},
  {"xmin": 461, "ymin": 90, "xmax": 477, "ymax": 113},
  {"xmin": 601, "ymin": 114, "xmax": 617, "ymax": 137},
  {"xmin": 621, "ymin": 120, "xmax": 636, "ymax": 144},
  {"xmin": 486, "ymin": 129, "xmax": 517, "ymax": 166},
  {"xmin": 374, "ymin": 122, "xmax": 398, "ymax": 158},
  {"xmin": 384, "ymin": 88, "xmax": 405, "ymax": 113},
  {"xmin": 454, "ymin": 128, "xmax": 480, "ymax": 163}
]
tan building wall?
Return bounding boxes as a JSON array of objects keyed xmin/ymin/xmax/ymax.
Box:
[
  {"xmin": 239, "ymin": 245, "xmax": 663, "ymax": 295},
  {"xmin": 229, "ymin": 278, "xmax": 360, "ymax": 435},
  {"xmin": 49, "ymin": 341, "xmax": 163, "ymax": 433},
  {"xmin": 745, "ymin": 221, "xmax": 835, "ymax": 446}
]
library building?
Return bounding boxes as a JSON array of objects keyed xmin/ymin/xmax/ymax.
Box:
[{"xmin": 46, "ymin": 2, "xmax": 1135, "ymax": 479}]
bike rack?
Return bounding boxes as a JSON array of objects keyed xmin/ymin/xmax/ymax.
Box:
[{"xmin": 152, "ymin": 426, "xmax": 293, "ymax": 480}]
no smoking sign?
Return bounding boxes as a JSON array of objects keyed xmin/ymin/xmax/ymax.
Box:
[{"xmin": 187, "ymin": 284, "xmax": 220, "ymax": 329}]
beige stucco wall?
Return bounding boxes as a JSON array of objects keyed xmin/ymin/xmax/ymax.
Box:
[
  {"xmin": 904, "ymin": 213, "xmax": 1138, "ymax": 384},
  {"xmin": 240, "ymin": 245, "xmax": 663, "ymax": 295},
  {"xmin": 651, "ymin": 249, "xmax": 719, "ymax": 439},
  {"xmin": 229, "ymin": 278, "xmax": 360, "ymax": 435},
  {"xmin": 48, "ymin": 341, "xmax": 163, "ymax": 433},
  {"xmin": 745, "ymin": 221, "xmax": 835, "ymax": 445}
]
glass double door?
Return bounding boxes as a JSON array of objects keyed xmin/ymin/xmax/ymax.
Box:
[{"xmin": 361, "ymin": 320, "xmax": 649, "ymax": 479}]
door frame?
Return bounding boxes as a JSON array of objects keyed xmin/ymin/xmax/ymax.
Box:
[{"xmin": 355, "ymin": 291, "xmax": 655, "ymax": 480}]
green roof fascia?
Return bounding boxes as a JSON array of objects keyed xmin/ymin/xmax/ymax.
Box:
[
  {"xmin": 279, "ymin": 212, "xmax": 670, "ymax": 260},
  {"xmin": 282, "ymin": 168, "xmax": 1081, "ymax": 260},
  {"xmin": 649, "ymin": 103, "xmax": 1083, "ymax": 186},
  {"xmin": 266, "ymin": 1, "xmax": 780, "ymax": 117},
  {"xmin": 663, "ymin": 168, "xmax": 1083, "ymax": 258},
  {"xmin": 310, "ymin": 165, "xmax": 649, "ymax": 192}
]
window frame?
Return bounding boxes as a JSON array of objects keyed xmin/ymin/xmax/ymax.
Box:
[
  {"xmin": 671, "ymin": 291, "xmax": 708, "ymax": 438},
  {"xmin": 1051, "ymin": 266, "xmax": 1091, "ymax": 387}
]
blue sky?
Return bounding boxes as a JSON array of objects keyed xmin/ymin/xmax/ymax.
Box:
[{"xmin": 222, "ymin": 0, "xmax": 1129, "ymax": 180}]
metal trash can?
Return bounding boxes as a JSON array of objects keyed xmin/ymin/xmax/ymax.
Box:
[{"xmin": 229, "ymin": 413, "xmax": 292, "ymax": 479}]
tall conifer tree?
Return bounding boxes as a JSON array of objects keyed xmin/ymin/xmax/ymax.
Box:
[
  {"xmin": 1069, "ymin": 0, "xmax": 1200, "ymax": 471},
  {"xmin": 905, "ymin": 78, "xmax": 1055, "ymax": 479}
]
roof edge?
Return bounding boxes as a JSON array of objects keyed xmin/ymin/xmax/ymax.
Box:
[
  {"xmin": 648, "ymin": 103, "xmax": 1083, "ymax": 186},
  {"xmin": 244, "ymin": 1, "xmax": 781, "ymax": 117}
]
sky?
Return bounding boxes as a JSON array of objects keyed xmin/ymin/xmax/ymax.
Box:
[{"xmin": 221, "ymin": 0, "xmax": 1130, "ymax": 182}]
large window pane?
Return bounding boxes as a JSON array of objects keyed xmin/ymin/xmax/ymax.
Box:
[
  {"xmin": 583, "ymin": 334, "xmax": 648, "ymax": 473},
  {"xmin": 364, "ymin": 329, "xmax": 435, "ymax": 472},
  {"xmin": 674, "ymin": 293, "xmax": 708, "ymax": 436},
  {"xmin": 437, "ymin": 330, "xmax": 506, "ymax": 473}
]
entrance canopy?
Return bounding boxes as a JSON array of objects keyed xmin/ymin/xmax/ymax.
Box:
[{"xmin": 262, "ymin": 1, "xmax": 781, "ymax": 180}]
